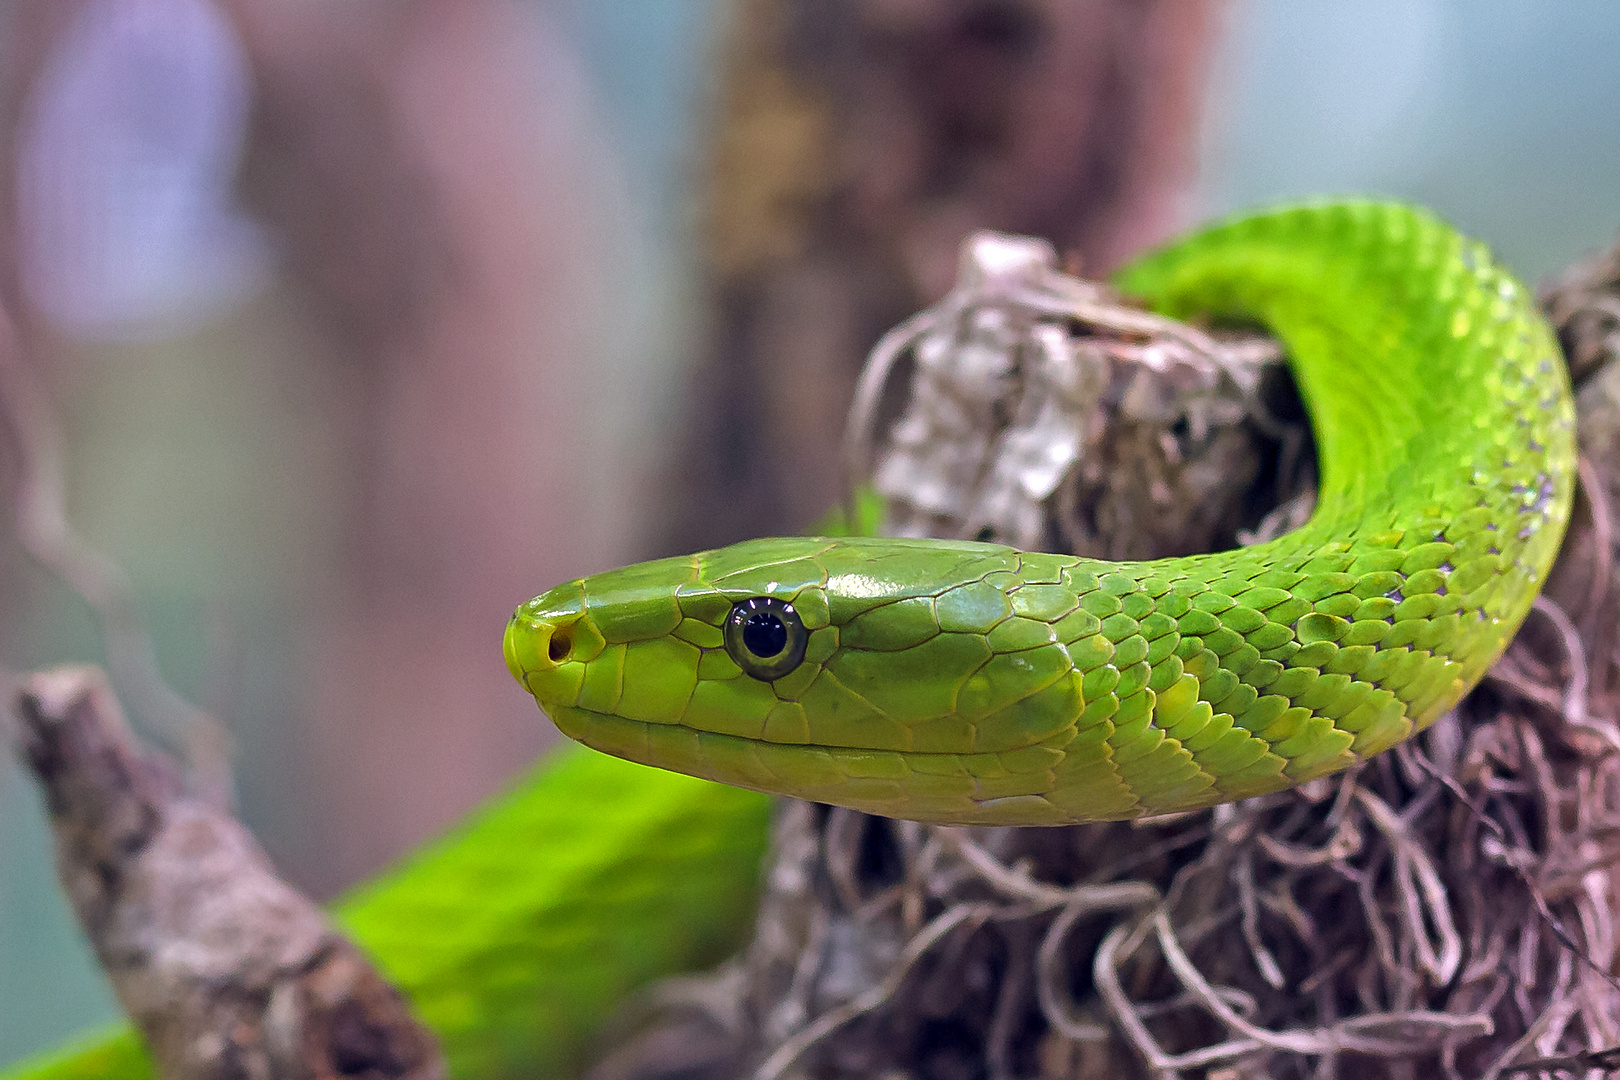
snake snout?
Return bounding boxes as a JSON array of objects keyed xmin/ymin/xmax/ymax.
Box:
[
  {"xmin": 503, "ymin": 616, "xmax": 554, "ymax": 676},
  {"xmin": 505, "ymin": 583, "xmax": 591, "ymax": 698}
]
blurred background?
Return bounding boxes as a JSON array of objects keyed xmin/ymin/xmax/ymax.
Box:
[{"xmin": 0, "ymin": 0, "xmax": 1616, "ymax": 1066}]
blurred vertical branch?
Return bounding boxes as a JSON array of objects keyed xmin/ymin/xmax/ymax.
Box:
[
  {"xmin": 221, "ymin": 1, "xmax": 622, "ymax": 890},
  {"xmin": 664, "ymin": 0, "xmax": 1222, "ymax": 549}
]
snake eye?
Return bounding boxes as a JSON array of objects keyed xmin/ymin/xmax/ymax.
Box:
[{"xmin": 724, "ymin": 597, "xmax": 808, "ymax": 681}]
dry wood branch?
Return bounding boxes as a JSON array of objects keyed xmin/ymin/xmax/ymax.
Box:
[{"xmin": 11, "ymin": 665, "xmax": 445, "ymax": 1080}]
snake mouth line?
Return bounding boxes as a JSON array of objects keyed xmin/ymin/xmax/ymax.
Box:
[
  {"xmin": 543, "ymin": 702, "xmax": 1020, "ymax": 761},
  {"xmin": 541, "ymin": 703, "xmax": 1194, "ymax": 825}
]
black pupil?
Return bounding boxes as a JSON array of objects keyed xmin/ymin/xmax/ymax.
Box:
[{"xmin": 741, "ymin": 612, "xmax": 788, "ymax": 658}]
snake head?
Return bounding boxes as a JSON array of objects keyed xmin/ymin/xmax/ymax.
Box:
[{"xmin": 505, "ymin": 536, "xmax": 1099, "ymax": 823}]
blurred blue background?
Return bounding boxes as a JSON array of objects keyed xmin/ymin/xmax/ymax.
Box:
[
  {"xmin": 2, "ymin": 0, "xmax": 1617, "ymax": 1067},
  {"xmin": 1202, "ymin": 3, "xmax": 1620, "ymax": 279}
]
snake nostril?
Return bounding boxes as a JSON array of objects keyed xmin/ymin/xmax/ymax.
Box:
[{"xmin": 548, "ymin": 627, "xmax": 572, "ymax": 663}]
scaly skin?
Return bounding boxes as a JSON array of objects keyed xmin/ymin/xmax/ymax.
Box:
[{"xmin": 507, "ymin": 201, "xmax": 1577, "ymax": 825}]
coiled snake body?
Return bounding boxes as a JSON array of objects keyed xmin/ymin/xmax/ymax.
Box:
[{"xmin": 507, "ymin": 200, "xmax": 1577, "ymax": 826}]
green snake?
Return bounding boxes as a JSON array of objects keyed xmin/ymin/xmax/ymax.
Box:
[
  {"xmin": 504, "ymin": 199, "xmax": 1576, "ymax": 826},
  {"xmin": 6, "ymin": 200, "xmax": 1576, "ymax": 1078}
]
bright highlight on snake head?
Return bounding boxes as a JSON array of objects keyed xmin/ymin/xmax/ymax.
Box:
[{"xmin": 505, "ymin": 200, "xmax": 1577, "ymax": 827}]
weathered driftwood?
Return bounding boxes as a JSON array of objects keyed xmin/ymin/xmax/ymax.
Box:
[
  {"xmin": 588, "ymin": 230, "xmax": 1620, "ymax": 1080},
  {"xmin": 12, "ymin": 666, "xmax": 444, "ymax": 1080}
]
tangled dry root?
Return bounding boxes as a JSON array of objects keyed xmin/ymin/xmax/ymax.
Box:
[{"xmin": 587, "ymin": 231, "xmax": 1620, "ymax": 1080}]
